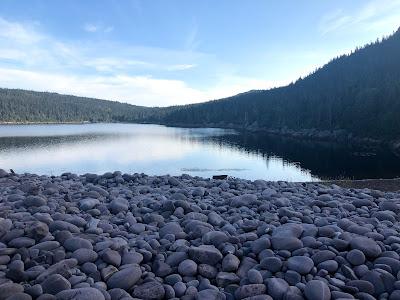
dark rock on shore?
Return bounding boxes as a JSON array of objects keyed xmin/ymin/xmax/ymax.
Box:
[{"xmin": 1, "ymin": 169, "xmax": 400, "ymax": 299}]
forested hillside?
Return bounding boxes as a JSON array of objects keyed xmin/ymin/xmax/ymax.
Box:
[
  {"xmin": 155, "ymin": 28, "xmax": 400, "ymax": 140},
  {"xmin": 0, "ymin": 89, "xmax": 165, "ymax": 123}
]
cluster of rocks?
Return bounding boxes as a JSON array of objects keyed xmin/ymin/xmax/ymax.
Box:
[{"xmin": 0, "ymin": 169, "xmax": 400, "ymax": 299}]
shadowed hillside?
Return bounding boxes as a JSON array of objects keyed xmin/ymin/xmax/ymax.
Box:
[{"xmin": 155, "ymin": 28, "xmax": 400, "ymax": 141}]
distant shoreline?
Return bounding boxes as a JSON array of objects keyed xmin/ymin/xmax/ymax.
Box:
[
  {"xmin": 0, "ymin": 121, "xmax": 92, "ymax": 125},
  {"xmin": 324, "ymin": 178, "xmax": 400, "ymax": 192},
  {"xmin": 1, "ymin": 120, "xmax": 400, "ymax": 156}
]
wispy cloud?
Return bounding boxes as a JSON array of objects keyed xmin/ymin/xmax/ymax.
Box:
[
  {"xmin": 320, "ymin": 10, "xmax": 352, "ymax": 35},
  {"xmin": 83, "ymin": 23, "xmax": 98, "ymax": 33},
  {"xmin": 319, "ymin": 0, "xmax": 400, "ymax": 35},
  {"xmin": 84, "ymin": 23, "xmax": 114, "ymax": 33},
  {"xmin": 166, "ymin": 64, "xmax": 196, "ymax": 71},
  {"xmin": 104, "ymin": 26, "xmax": 114, "ymax": 33},
  {"xmin": 0, "ymin": 16, "xmax": 205, "ymax": 74},
  {"xmin": 84, "ymin": 57, "xmax": 154, "ymax": 72},
  {"xmin": 184, "ymin": 19, "xmax": 201, "ymax": 51}
]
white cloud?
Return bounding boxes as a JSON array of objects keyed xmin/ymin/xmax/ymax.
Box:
[
  {"xmin": 0, "ymin": 17, "xmax": 43, "ymax": 44},
  {"xmin": 319, "ymin": 0, "xmax": 400, "ymax": 35},
  {"xmin": 0, "ymin": 68, "xmax": 200, "ymax": 106},
  {"xmin": 0, "ymin": 49, "xmax": 26, "ymax": 61},
  {"xmin": 0, "ymin": 16, "xmax": 283, "ymax": 107},
  {"xmin": 0, "ymin": 67, "xmax": 281, "ymax": 107}
]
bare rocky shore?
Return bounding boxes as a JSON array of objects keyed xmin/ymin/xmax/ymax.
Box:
[{"xmin": 1, "ymin": 170, "xmax": 400, "ymax": 300}]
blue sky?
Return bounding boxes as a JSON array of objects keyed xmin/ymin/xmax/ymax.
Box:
[{"xmin": 0, "ymin": 0, "xmax": 399, "ymax": 106}]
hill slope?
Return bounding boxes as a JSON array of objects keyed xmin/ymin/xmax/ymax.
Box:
[
  {"xmin": 155, "ymin": 28, "xmax": 400, "ymax": 141},
  {"xmin": 0, "ymin": 89, "xmax": 163, "ymax": 123}
]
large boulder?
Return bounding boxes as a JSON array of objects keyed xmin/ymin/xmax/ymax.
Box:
[
  {"xmin": 107, "ymin": 265, "xmax": 141, "ymax": 290},
  {"xmin": 189, "ymin": 245, "xmax": 223, "ymax": 264},
  {"xmin": 56, "ymin": 288, "xmax": 105, "ymax": 300},
  {"xmin": 350, "ymin": 236, "xmax": 382, "ymax": 258}
]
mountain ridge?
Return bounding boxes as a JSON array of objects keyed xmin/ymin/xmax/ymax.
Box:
[{"xmin": 0, "ymin": 88, "xmax": 176, "ymax": 123}]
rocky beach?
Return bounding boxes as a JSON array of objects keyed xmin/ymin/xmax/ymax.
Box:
[{"xmin": 0, "ymin": 170, "xmax": 400, "ymax": 300}]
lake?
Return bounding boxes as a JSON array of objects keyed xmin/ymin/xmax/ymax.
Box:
[{"xmin": 0, "ymin": 123, "xmax": 399, "ymax": 181}]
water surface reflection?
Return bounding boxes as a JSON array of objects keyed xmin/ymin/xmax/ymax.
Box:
[{"xmin": 0, "ymin": 124, "xmax": 398, "ymax": 180}]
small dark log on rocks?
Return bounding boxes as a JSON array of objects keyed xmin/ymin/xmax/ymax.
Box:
[{"xmin": 212, "ymin": 174, "xmax": 228, "ymax": 179}]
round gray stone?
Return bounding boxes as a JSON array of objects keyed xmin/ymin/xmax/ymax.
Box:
[
  {"xmin": 41, "ymin": 274, "xmax": 71, "ymax": 295},
  {"xmin": 189, "ymin": 245, "xmax": 223, "ymax": 264},
  {"xmin": 102, "ymin": 249, "xmax": 121, "ymax": 267},
  {"xmin": 106, "ymin": 265, "xmax": 141, "ymax": 290},
  {"xmin": 347, "ymin": 249, "xmax": 366, "ymax": 265},
  {"xmin": 63, "ymin": 237, "xmax": 92, "ymax": 252},
  {"xmin": 234, "ymin": 284, "xmax": 266, "ymax": 299},
  {"xmin": 159, "ymin": 222, "xmax": 183, "ymax": 238},
  {"xmin": 247, "ymin": 269, "xmax": 263, "ymax": 284},
  {"xmin": 350, "ymin": 236, "xmax": 382, "ymax": 258},
  {"xmin": 56, "ymin": 287, "xmax": 105, "ymax": 300},
  {"xmin": 0, "ymin": 283, "xmax": 24, "ymax": 300},
  {"xmin": 267, "ymin": 278, "xmax": 289, "ymax": 300},
  {"xmin": 132, "ymin": 281, "xmax": 165, "ymax": 300},
  {"xmin": 196, "ymin": 289, "xmax": 226, "ymax": 300},
  {"xmin": 6, "ymin": 293, "xmax": 32, "ymax": 300},
  {"xmin": 271, "ymin": 237, "xmax": 303, "ymax": 251},
  {"xmin": 222, "ymin": 254, "xmax": 240, "ymax": 272},
  {"xmin": 261, "ymin": 257, "xmax": 282, "ymax": 273},
  {"xmin": 72, "ymin": 248, "xmax": 98, "ymax": 264},
  {"xmin": 178, "ymin": 259, "xmax": 198, "ymax": 276},
  {"xmin": 198, "ymin": 264, "xmax": 218, "ymax": 279},
  {"xmin": 287, "ymin": 256, "xmax": 314, "ymax": 275},
  {"xmin": 304, "ymin": 280, "xmax": 331, "ymax": 300}
]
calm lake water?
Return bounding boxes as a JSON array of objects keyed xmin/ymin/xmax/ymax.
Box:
[{"xmin": 0, "ymin": 123, "xmax": 399, "ymax": 181}]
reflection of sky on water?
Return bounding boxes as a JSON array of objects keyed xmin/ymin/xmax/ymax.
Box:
[{"xmin": 0, "ymin": 123, "xmax": 316, "ymax": 181}]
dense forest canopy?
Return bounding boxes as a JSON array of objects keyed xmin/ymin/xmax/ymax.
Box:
[
  {"xmin": 0, "ymin": 89, "xmax": 158, "ymax": 123},
  {"xmin": 0, "ymin": 28, "xmax": 399, "ymax": 142},
  {"xmin": 154, "ymin": 28, "xmax": 400, "ymax": 140}
]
